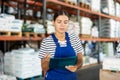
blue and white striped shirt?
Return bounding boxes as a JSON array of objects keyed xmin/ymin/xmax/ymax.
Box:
[{"xmin": 39, "ymin": 33, "xmax": 84, "ymax": 59}]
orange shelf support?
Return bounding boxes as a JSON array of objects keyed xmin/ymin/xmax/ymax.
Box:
[
  {"xmin": 0, "ymin": 36, "xmax": 42, "ymax": 41},
  {"xmin": 80, "ymin": 37, "xmax": 120, "ymax": 42}
]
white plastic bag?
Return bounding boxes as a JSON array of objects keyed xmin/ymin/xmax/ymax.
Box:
[{"xmin": 0, "ymin": 74, "xmax": 17, "ymax": 80}]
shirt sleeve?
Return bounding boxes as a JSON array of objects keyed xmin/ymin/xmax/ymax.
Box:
[
  {"xmin": 73, "ymin": 34, "xmax": 84, "ymax": 54},
  {"xmin": 39, "ymin": 39, "xmax": 47, "ymax": 59}
]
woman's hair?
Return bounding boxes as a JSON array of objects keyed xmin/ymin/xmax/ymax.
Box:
[{"xmin": 53, "ymin": 10, "xmax": 69, "ymax": 21}]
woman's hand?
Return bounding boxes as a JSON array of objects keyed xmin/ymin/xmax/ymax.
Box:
[
  {"xmin": 65, "ymin": 65, "xmax": 78, "ymax": 72},
  {"xmin": 41, "ymin": 54, "xmax": 51, "ymax": 77}
]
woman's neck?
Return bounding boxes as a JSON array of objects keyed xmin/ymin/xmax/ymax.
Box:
[{"xmin": 55, "ymin": 32, "xmax": 65, "ymax": 41}]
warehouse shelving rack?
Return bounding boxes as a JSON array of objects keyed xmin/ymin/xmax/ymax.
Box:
[
  {"xmin": 0, "ymin": 0, "xmax": 44, "ymax": 52},
  {"xmin": 0, "ymin": 0, "xmax": 120, "ymax": 62},
  {"xmin": 43, "ymin": 2, "xmax": 115, "ymax": 79},
  {"xmin": 0, "ymin": 0, "xmax": 120, "ymax": 80},
  {"xmin": 45, "ymin": 0, "xmax": 120, "ymax": 40},
  {"xmin": 0, "ymin": 0, "xmax": 120, "ymax": 41},
  {"xmin": 42, "ymin": 0, "xmax": 120, "ymax": 63},
  {"xmin": 0, "ymin": 0, "xmax": 120, "ymax": 61}
]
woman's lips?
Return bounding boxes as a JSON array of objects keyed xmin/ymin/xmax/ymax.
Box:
[{"xmin": 59, "ymin": 28, "xmax": 64, "ymax": 30}]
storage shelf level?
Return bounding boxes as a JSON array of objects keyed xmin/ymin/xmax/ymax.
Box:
[
  {"xmin": 0, "ymin": 36, "xmax": 42, "ymax": 41},
  {"xmin": 80, "ymin": 37, "xmax": 120, "ymax": 42},
  {"xmin": 0, "ymin": 36, "xmax": 120, "ymax": 42},
  {"xmin": 47, "ymin": 0, "xmax": 120, "ymax": 21}
]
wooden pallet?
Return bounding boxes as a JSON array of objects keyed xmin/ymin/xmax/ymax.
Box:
[
  {"xmin": 80, "ymin": 34, "xmax": 91, "ymax": 38},
  {"xmin": 17, "ymin": 75, "xmax": 42, "ymax": 80},
  {"xmin": 62, "ymin": 0, "xmax": 77, "ymax": 5},
  {"xmin": 80, "ymin": 2, "xmax": 91, "ymax": 10},
  {"xmin": 80, "ymin": 2, "xmax": 85, "ymax": 8},
  {"xmin": 0, "ymin": 31, "xmax": 22, "ymax": 37},
  {"xmin": 85, "ymin": 5, "xmax": 91, "ymax": 10},
  {"xmin": 22, "ymin": 32, "xmax": 45, "ymax": 38}
]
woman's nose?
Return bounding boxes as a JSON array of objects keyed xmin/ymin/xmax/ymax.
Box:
[{"xmin": 61, "ymin": 22, "xmax": 65, "ymax": 26}]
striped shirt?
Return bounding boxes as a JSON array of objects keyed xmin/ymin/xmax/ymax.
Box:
[{"xmin": 39, "ymin": 33, "xmax": 84, "ymax": 59}]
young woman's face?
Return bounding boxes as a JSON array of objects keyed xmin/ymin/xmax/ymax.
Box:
[{"xmin": 53, "ymin": 15, "xmax": 69, "ymax": 34}]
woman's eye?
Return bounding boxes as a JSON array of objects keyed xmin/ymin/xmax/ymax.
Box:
[
  {"xmin": 57, "ymin": 20, "xmax": 61, "ymax": 23},
  {"xmin": 57, "ymin": 21, "xmax": 61, "ymax": 23},
  {"xmin": 64, "ymin": 21, "xmax": 68, "ymax": 24},
  {"xmin": 57, "ymin": 20, "xmax": 68, "ymax": 24}
]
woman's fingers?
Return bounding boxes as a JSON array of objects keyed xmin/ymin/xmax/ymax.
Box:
[{"xmin": 65, "ymin": 65, "xmax": 77, "ymax": 72}]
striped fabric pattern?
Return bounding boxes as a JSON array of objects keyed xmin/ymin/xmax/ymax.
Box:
[{"xmin": 39, "ymin": 33, "xmax": 84, "ymax": 59}]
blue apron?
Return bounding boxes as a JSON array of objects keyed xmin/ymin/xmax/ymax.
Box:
[{"xmin": 45, "ymin": 32, "xmax": 77, "ymax": 80}]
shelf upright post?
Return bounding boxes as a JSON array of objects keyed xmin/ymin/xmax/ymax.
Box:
[
  {"xmin": 42, "ymin": 0, "xmax": 47, "ymax": 34},
  {"xmin": 1, "ymin": 0, "xmax": 5, "ymax": 52},
  {"xmin": 37, "ymin": 40, "xmax": 40, "ymax": 49},
  {"xmin": 113, "ymin": 0, "xmax": 117, "ymax": 54},
  {"xmin": 23, "ymin": 0, "xmax": 27, "ymax": 24},
  {"xmin": 4, "ymin": 41, "xmax": 7, "ymax": 53},
  {"xmin": 98, "ymin": 15, "xmax": 102, "ymax": 64},
  {"xmin": 17, "ymin": 1, "xmax": 21, "ymax": 19},
  {"xmin": 23, "ymin": 0, "xmax": 27, "ymax": 48},
  {"xmin": 1, "ymin": 0, "xmax": 5, "ymax": 13},
  {"xmin": 76, "ymin": 0, "xmax": 80, "ymax": 22}
]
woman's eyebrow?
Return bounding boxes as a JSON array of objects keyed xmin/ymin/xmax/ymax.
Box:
[
  {"xmin": 65, "ymin": 20, "xmax": 68, "ymax": 21},
  {"xmin": 57, "ymin": 19, "xmax": 68, "ymax": 21},
  {"xmin": 57, "ymin": 19, "xmax": 61, "ymax": 21}
]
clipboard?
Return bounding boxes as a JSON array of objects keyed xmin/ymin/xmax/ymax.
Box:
[{"xmin": 49, "ymin": 56, "xmax": 77, "ymax": 69}]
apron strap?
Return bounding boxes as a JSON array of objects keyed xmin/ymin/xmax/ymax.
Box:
[
  {"xmin": 52, "ymin": 33, "xmax": 59, "ymax": 46},
  {"xmin": 65, "ymin": 32, "xmax": 70, "ymax": 41},
  {"xmin": 65, "ymin": 32, "xmax": 71, "ymax": 45}
]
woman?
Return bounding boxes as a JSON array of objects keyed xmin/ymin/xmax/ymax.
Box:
[{"xmin": 39, "ymin": 10, "xmax": 83, "ymax": 80}]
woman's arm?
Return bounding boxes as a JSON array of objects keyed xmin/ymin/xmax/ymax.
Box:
[
  {"xmin": 75, "ymin": 53, "xmax": 83, "ymax": 69},
  {"xmin": 41, "ymin": 54, "xmax": 51, "ymax": 77}
]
